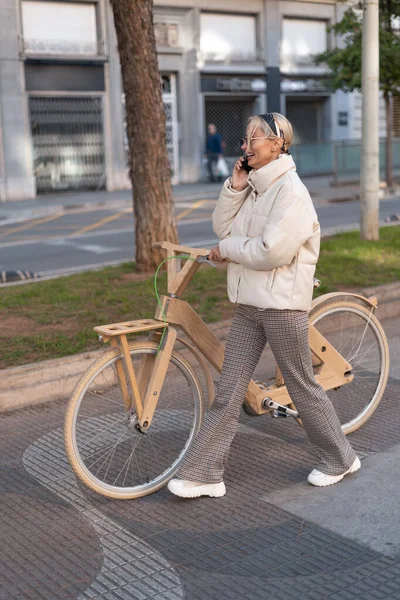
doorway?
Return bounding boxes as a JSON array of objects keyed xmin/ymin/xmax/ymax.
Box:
[{"xmin": 285, "ymin": 97, "xmax": 327, "ymax": 143}]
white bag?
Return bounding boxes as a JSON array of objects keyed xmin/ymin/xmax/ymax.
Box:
[{"xmin": 216, "ymin": 156, "xmax": 229, "ymax": 177}]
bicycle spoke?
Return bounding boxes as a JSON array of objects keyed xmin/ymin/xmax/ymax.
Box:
[
  {"xmin": 352, "ymin": 366, "xmax": 379, "ymax": 374},
  {"xmin": 114, "ymin": 436, "xmax": 141, "ymax": 486},
  {"xmin": 87, "ymin": 389, "xmax": 125, "ymax": 407},
  {"xmin": 150, "ymin": 393, "xmax": 180, "ymax": 429},
  {"xmin": 349, "ymin": 342, "xmax": 376, "ymax": 370},
  {"xmin": 120, "ymin": 449, "xmax": 134, "ymax": 488},
  {"xmin": 146, "ymin": 434, "xmax": 160, "ymax": 472},
  {"xmin": 101, "ymin": 424, "xmax": 131, "ymax": 480},
  {"xmin": 88, "ymin": 428, "xmax": 129, "ymax": 471},
  {"xmin": 78, "ymin": 413, "xmax": 128, "ymax": 452},
  {"xmin": 346, "ymin": 311, "xmax": 373, "ymax": 362},
  {"xmin": 338, "ymin": 313, "xmax": 344, "ymax": 355},
  {"xmin": 312, "ymin": 304, "xmax": 386, "ymax": 432},
  {"xmin": 87, "ymin": 441, "xmax": 122, "ymax": 470},
  {"xmin": 133, "ymin": 442, "xmax": 144, "ymax": 482},
  {"xmin": 95, "ymin": 424, "xmax": 130, "ymax": 478},
  {"xmin": 84, "ymin": 432, "xmax": 130, "ymax": 463},
  {"xmin": 339, "ymin": 316, "xmax": 358, "ymax": 358},
  {"xmin": 352, "ymin": 371, "xmax": 380, "ymax": 379}
]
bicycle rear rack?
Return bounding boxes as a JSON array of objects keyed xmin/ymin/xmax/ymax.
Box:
[{"xmin": 94, "ymin": 319, "xmax": 167, "ymax": 341}]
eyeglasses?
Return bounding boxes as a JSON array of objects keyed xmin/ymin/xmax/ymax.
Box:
[{"xmin": 239, "ymin": 136, "xmax": 275, "ymax": 147}]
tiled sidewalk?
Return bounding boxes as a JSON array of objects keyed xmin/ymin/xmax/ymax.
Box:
[{"xmin": 1, "ymin": 318, "xmax": 400, "ymax": 600}]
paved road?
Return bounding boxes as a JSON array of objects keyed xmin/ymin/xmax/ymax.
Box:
[
  {"xmin": 1, "ymin": 317, "xmax": 400, "ymax": 599},
  {"xmin": 0, "ymin": 197, "xmax": 399, "ymax": 276}
]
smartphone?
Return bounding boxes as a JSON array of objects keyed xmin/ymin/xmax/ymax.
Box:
[{"xmin": 241, "ymin": 156, "xmax": 252, "ymax": 173}]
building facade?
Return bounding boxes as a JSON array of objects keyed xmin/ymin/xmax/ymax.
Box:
[{"xmin": 0, "ymin": 0, "xmax": 363, "ymax": 201}]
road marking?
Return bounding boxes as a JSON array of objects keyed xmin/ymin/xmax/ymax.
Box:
[
  {"xmin": 0, "ymin": 238, "xmax": 221, "ymax": 286},
  {"xmin": 48, "ymin": 239, "xmax": 121, "ymax": 254},
  {"xmin": 0, "ymin": 212, "xmax": 63, "ymax": 238},
  {"xmin": 7, "ymin": 214, "xmax": 392, "ymax": 252},
  {"xmin": 70, "ymin": 210, "xmax": 129, "ymax": 237},
  {"xmin": 39, "ymin": 238, "xmax": 217, "ymax": 275},
  {"xmin": 39, "ymin": 258, "xmax": 133, "ymax": 276},
  {"xmin": 39, "ymin": 238, "xmax": 217, "ymax": 274},
  {"xmin": 0, "ymin": 218, "xmax": 215, "ymax": 248},
  {"xmin": 43, "ymin": 225, "xmax": 83, "ymax": 231},
  {"xmin": 176, "ymin": 199, "xmax": 208, "ymax": 221}
]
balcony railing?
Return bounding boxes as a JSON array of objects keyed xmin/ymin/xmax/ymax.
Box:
[
  {"xmin": 18, "ymin": 37, "xmax": 108, "ymax": 59},
  {"xmin": 200, "ymin": 47, "xmax": 265, "ymax": 64}
]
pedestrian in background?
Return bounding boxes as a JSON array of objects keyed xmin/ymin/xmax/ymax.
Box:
[{"xmin": 205, "ymin": 123, "xmax": 223, "ymax": 183}]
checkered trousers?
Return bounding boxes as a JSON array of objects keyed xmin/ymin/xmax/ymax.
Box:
[{"xmin": 176, "ymin": 304, "xmax": 357, "ymax": 484}]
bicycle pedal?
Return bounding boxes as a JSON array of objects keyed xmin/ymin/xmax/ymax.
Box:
[
  {"xmin": 263, "ymin": 399, "xmax": 299, "ymax": 418},
  {"xmin": 271, "ymin": 409, "xmax": 289, "ymax": 418}
]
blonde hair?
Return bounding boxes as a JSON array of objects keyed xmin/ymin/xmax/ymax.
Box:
[{"xmin": 246, "ymin": 112, "xmax": 293, "ymax": 154}]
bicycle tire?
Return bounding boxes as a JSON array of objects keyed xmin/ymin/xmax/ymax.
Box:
[
  {"xmin": 290, "ymin": 299, "xmax": 389, "ymax": 434},
  {"xmin": 64, "ymin": 341, "xmax": 204, "ymax": 499}
]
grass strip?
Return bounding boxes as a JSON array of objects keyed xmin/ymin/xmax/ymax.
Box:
[{"xmin": 1, "ymin": 226, "xmax": 399, "ymax": 369}]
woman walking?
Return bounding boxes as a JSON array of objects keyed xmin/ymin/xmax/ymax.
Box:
[{"xmin": 168, "ymin": 113, "xmax": 360, "ymax": 499}]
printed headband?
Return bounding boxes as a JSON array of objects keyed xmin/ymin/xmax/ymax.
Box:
[
  {"xmin": 259, "ymin": 113, "xmax": 280, "ymax": 137},
  {"xmin": 259, "ymin": 113, "xmax": 289, "ymax": 154}
]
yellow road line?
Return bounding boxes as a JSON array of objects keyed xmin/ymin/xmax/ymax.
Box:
[
  {"xmin": 42, "ymin": 225, "xmax": 83, "ymax": 231},
  {"xmin": 70, "ymin": 211, "xmax": 128, "ymax": 238},
  {"xmin": 176, "ymin": 199, "xmax": 209, "ymax": 221},
  {"xmin": 0, "ymin": 213, "xmax": 63, "ymax": 238}
]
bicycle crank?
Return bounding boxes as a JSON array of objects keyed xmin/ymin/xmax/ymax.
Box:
[{"xmin": 262, "ymin": 398, "xmax": 299, "ymax": 418}]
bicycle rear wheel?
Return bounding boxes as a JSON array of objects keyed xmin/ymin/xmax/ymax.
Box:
[
  {"xmin": 64, "ymin": 341, "xmax": 204, "ymax": 499},
  {"xmin": 307, "ymin": 300, "xmax": 390, "ymax": 434}
]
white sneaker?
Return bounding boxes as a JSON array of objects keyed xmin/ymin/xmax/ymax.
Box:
[
  {"xmin": 308, "ymin": 456, "xmax": 361, "ymax": 487},
  {"xmin": 167, "ymin": 478, "xmax": 226, "ymax": 498}
]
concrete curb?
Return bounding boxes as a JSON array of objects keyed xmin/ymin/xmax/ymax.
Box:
[
  {"xmin": 0, "ymin": 350, "xmax": 101, "ymax": 413},
  {"xmin": 1, "ymin": 282, "xmax": 399, "ymax": 414},
  {"xmin": 359, "ymin": 281, "xmax": 400, "ymax": 320}
]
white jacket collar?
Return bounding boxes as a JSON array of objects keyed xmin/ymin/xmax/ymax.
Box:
[{"xmin": 248, "ymin": 154, "xmax": 296, "ymax": 194}]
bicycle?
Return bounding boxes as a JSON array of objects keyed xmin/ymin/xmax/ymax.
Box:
[{"xmin": 64, "ymin": 241, "xmax": 390, "ymax": 499}]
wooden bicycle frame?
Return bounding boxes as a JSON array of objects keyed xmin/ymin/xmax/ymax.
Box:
[{"xmin": 94, "ymin": 241, "xmax": 356, "ymax": 430}]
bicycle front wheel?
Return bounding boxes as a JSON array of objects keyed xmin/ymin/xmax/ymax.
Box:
[
  {"xmin": 309, "ymin": 300, "xmax": 389, "ymax": 434},
  {"xmin": 64, "ymin": 341, "xmax": 204, "ymax": 499}
]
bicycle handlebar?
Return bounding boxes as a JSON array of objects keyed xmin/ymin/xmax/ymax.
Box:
[{"xmin": 152, "ymin": 241, "xmax": 210, "ymax": 258}]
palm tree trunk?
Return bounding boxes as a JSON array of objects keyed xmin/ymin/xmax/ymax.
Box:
[{"xmin": 109, "ymin": 0, "xmax": 179, "ymax": 272}]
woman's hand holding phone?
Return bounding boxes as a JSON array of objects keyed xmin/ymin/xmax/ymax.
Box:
[{"xmin": 231, "ymin": 156, "xmax": 250, "ymax": 192}]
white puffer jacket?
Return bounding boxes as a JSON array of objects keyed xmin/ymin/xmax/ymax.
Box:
[{"xmin": 213, "ymin": 154, "xmax": 320, "ymax": 311}]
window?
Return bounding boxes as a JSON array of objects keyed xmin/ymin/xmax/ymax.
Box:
[
  {"xmin": 21, "ymin": 1, "xmax": 99, "ymax": 55},
  {"xmin": 281, "ymin": 18, "xmax": 327, "ymax": 73},
  {"xmin": 154, "ymin": 23, "xmax": 179, "ymax": 48},
  {"xmin": 200, "ymin": 13, "xmax": 257, "ymax": 62}
]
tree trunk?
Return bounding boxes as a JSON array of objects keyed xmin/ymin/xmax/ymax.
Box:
[
  {"xmin": 109, "ymin": 0, "xmax": 179, "ymax": 272},
  {"xmin": 384, "ymin": 92, "xmax": 393, "ymax": 190}
]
